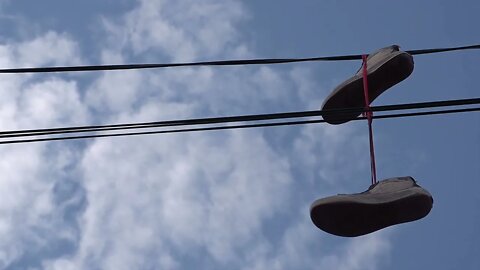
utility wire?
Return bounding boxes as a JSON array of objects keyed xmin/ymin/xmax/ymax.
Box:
[
  {"xmin": 0, "ymin": 44, "xmax": 478, "ymax": 74},
  {"xmin": 0, "ymin": 97, "xmax": 479, "ymax": 139},
  {"xmin": 0, "ymin": 106, "xmax": 478, "ymax": 145}
]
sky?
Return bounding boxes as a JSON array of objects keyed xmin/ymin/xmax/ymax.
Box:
[{"xmin": 0, "ymin": 0, "xmax": 478, "ymax": 269}]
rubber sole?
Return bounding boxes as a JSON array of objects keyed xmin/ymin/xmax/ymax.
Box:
[
  {"xmin": 322, "ymin": 52, "xmax": 414, "ymax": 125},
  {"xmin": 310, "ymin": 190, "xmax": 433, "ymax": 237}
]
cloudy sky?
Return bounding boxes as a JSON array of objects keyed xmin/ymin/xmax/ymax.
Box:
[{"xmin": 0, "ymin": 0, "xmax": 478, "ymax": 269}]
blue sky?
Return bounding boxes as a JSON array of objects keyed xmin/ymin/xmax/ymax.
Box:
[{"xmin": 0, "ymin": 0, "xmax": 478, "ymax": 269}]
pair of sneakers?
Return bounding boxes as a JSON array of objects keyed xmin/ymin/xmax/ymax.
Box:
[{"xmin": 310, "ymin": 46, "xmax": 433, "ymax": 237}]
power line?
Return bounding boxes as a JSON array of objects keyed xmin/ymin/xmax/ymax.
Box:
[
  {"xmin": 0, "ymin": 44, "xmax": 478, "ymax": 74},
  {"xmin": 0, "ymin": 97, "xmax": 478, "ymax": 139},
  {"xmin": 0, "ymin": 106, "xmax": 478, "ymax": 145}
]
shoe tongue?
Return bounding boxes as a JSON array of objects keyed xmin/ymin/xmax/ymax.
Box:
[{"xmin": 370, "ymin": 177, "xmax": 415, "ymax": 193}]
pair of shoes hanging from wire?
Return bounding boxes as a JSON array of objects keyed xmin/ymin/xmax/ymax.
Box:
[{"xmin": 310, "ymin": 45, "xmax": 433, "ymax": 237}]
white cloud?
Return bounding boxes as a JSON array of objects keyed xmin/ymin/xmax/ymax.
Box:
[
  {"xmin": 61, "ymin": 128, "xmax": 292, "ymax": 269},
  {"xmin": 0, "ymin": 1, "xmax": 393, "ymax": 269},
  {"xmin": 15, "ymin": 31, "xmax": 82, "ymax": 68},
  {"xmin": 101, "ymin": 0, "xmax": 248, "ymax": 61},
  {"xmin": 0, "ymin": 29, "xmax": 86, "ymax": 269},
  {"xmin": 86, "ymin": 70, "xmax": 144, "ymax": 113},
  {"xmin": 241, "ymin": 212, "xmax": 391, "ymax": 270},
  {"xmin": 19, "ymin": 78, "xmax": 88, "ymax": 127}
]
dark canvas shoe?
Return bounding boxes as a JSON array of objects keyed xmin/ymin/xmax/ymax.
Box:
[
  {"xmin": 322, "ymin": 45, "xmax": 414, "ymax": 124},
  {"xmin": 310, "ymin": 176, "xmax": 433, "ymax": 237}
]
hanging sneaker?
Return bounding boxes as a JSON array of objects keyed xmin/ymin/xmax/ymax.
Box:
[
  {"xmin": 310, "ymin": 176, "xmax": 433, "ymax": 237},
  {"xmin": 322, "ymin": 45, "xmax": 414, "ymax": 124}
]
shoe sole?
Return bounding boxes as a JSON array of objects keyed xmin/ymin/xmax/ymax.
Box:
[
  {"xmin": 322, "ymin": 52, "xmax": 414, "ymax": 125},
  {"xmin": 310, "ymin": 188, "xmax": 433, "ymax": 237}
]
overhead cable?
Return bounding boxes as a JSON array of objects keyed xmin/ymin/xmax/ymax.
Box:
[
  {"xmin": 0, "ymin": 44, "xmax": 478, "ymax": 74},
  {"xmin": 0, "ymin": 97, "xmax": 478, "ymax": 139},
  {"xmin": 0, "ymin": 106, "xmax": 478, "ymax": 145}
]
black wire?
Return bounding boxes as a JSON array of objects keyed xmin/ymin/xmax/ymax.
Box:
[
  {"xmin": 0, "ymin": 107, "xmax": 478, "ymax": 145},
  {"xmin": 407, "ymin": 44, "xmax": 480, "ymax": 55},
  {"xmin": 0, "ymin": 44, "xmax": 478, "ymax": 74},
  {"xmin": 0, "ymin": 97, "xmax": 479, "ymax": 139}
]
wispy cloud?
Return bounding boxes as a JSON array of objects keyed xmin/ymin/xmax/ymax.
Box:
[{"xmin": 0, "ymin": 1, "xmax": 392, "ymax": 269}]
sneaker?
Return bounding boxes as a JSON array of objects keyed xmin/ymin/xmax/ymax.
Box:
[
  {"xmin": 310, "ymin": 176, "xmax": 433, "ymax": 237},
  {"xmin": 322, "ymin": 45, "xmax": 414, "ymax": 125}
]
